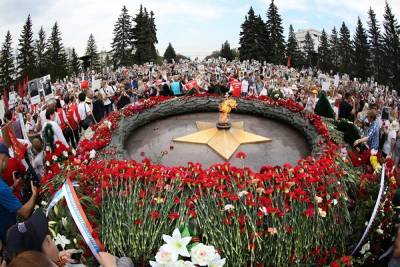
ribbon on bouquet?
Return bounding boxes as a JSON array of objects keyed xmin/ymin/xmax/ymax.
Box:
[
  {"xmin": 46, "ymin": 179, "xmax": 104, "ymax": 262},
  {"xmin": 351, "ymin": 165, "xmax": 386, "ymax": 255}
]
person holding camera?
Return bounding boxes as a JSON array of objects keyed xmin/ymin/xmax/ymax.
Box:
[
  {"xmin": 0, "ymin": 143, "xmax": 37, "ymax": 245},
  {"xmin": 1, "ymin": 156, "xmax": 26, "ymax": 201}
]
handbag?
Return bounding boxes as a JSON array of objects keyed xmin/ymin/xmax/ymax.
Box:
[{"xmin": 80, "ymin": 104, "xmax": 95, "ymax": 130}]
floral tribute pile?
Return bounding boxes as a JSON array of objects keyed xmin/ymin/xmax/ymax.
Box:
[{"xmin": 41, "ymin": 94, "xmax": 398, "ymax": 266}]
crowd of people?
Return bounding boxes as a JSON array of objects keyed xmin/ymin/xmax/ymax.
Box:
[{"xmin": 0, "ymin": 58, "xmax": 399, "ymax": 266}]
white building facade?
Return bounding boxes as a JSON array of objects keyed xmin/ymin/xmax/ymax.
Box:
[{"xmin": 295, "ymin": 29, "xmax": 322, "ymax": 52}]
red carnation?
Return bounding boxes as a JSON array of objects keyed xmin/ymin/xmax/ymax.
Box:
[{"xmin": 235, "ymin": 151, "xmax": 247, "ymax": 160}]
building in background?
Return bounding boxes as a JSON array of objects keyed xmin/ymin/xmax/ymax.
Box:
[{"xmin": 295, "ymin": 29, "xmax": 322, "ymax": 52}]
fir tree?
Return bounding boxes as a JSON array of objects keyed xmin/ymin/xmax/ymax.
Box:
[
  {"xmin": 163, "ymin": 43, "xmax": 177, "ymax": 63},
  {"xmin": 68, "ymin": 48, "xmax": 80, "ymax": 76},
  {"xmin": 111, "ymin": 5, "xmax": 134, "ymax": 67},
  {"xmin": 0, "ymin": 31, "xmax": 15, "ymax": 90},
  {"xmin": 338, "ymin": 22, "xmax": 353, "ymax": 75},
  {"xmin": 330, "ymin": 27, "xmax": 340, "ymax": 73},
  {"xmin": 85, "ymin": 34, "xmax": 100, "ymax": 71},
  {"xmin": 353, "ymin": 17, "xmax": 370, "ymax": 81},
  {"xmin": 304, "ymin": 31, "xmax": 315, "ymax": 67},
  {"xmin": 318, "ymin": 29, "xmax": 331, "ymax": 72},
  {"xmin": 133, "ymin": 6, "xmax": 158, "ymax": 64},
  {"xmin": 367, "ymin": 7, "xmax": 383, "ymax": 83},
  {"xmin": 265, "ymin": 0, "xmax": 285, "ymax": 64},
  {"xmin": 220, "ymin": 41, "xmax": 234, "ymax": 61},
  {"xmin": 17, "ymin": 15, "xmax": 35, "ymax": 79},
  {"xmin": 148, "ymin": 11, "xmax": 158, "ymax": 61},
  {"xmin": 46, "ymin": 22, "xmax": 68, "ymax": 81},
  {"xmin": 382, "ymin": 1, "xmax": 400, "ymax": 89},
  {"xmin": 286, "ymin": 25, "xmax": 303, "ymax": 68},
  {"xmin": 239, "ymin": 7, "xmax": 268, "ymax": 61},
  {"xmin": 35, "ymin": 26, "xmax": 47, "ymax": 77}
]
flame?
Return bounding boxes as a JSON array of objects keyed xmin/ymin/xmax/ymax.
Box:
[{"xmin": 219, "ymin": 99, "xmax": 237, "ymax": 124}]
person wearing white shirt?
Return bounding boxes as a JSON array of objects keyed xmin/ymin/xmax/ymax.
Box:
[
  {"xmin": 42, "ymin": 108, "xmax": 69, "ymax": 149},
  {"xmin": 77, "ymin": 92, "xmax": 92, "ymax": 121},
  {"xmin": 100, "ymin": 81, "xmax": 113, "ymax": 116},
  {"xmin": 241, "ymin": 78, "xmax": 249, "ymax": 97}
]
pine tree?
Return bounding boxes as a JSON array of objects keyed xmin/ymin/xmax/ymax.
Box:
[
  {"xmin": 265, "ymin": 0, "xmax": 285, "ymax": 64},
  {"xmin": 35, "ymin": 26, "xmax": 47, "ymax": 77},
  {"xmin": 330, "ymin": 27, "xmax": 340, "ymax": 73},
  {"xmin": 367, "ymin": 8, "xmax": 384, "ymax": 83},
  {"xmin": 286, "ymin": 25, "xmax": 303, "ymax": 68},
  {"xmin": 382, "ymin": 1, "xmax": 400, "ymax": 89},
  {"xmin": 111, "ymin": 5, "xmax": 134, "ymax": 67},
  {"xmin": 353, "ymin": 17, "xmax": 370, "ymax": 81},
  {"xmin": 68, "ymin": 48, "xmax": 80, "ymax": 76},
  {"xmin": 0, "ymin": 31, "xmax": 15, "ymax": 90},
  {"xmin": 163, "ymin": 43, "xmax": 177, "ymax": 63},
  {"xmin": 220, "ymin": 41, "xmax": 234, "ymax": 61},
  {"xmin": 367, "ymin": 7, "xmax": 384, "ymax": 83},
  {"xmin": 85, "ymin": 34, "xmax": 100, "ymax": 71},
  {"xmin": 304, "ymin": 31, "xmax": 315, "ymax": 67},
  {"xmin": 318, "ymin": 29, "xmax": 331, "ymax": 72},
  {"xmin": 239, "ymin": 7, "xmax": 268, "ymax": 61},
  {"xmin": 338, "ymin": 22, "xmax": 353, "ymax": 75},
  {"xmin": 148, "ymin": 11, "xmax": 158, "ymax": 61},
  {"xmin": 17, "ymin": 15, "xmax": 35, "ymax": 79},
  {"xmin": 46, "ymin": 22, "xmax": 68, "ymax": 81},
  {"xmin": 133, "ymin": 6, "xmax": 158, "ymax": 64}
]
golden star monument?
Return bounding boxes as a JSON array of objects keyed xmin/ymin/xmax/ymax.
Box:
[{"xmin": 173, "ymin": 99, "xmax": 271, "ymax": 160}]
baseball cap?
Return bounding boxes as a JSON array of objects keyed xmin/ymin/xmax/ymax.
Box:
[
  {"xmin": 0, "ymin": 143, "xmax": 10, "ymax": 157},
  {"xmin": 6, "ymin": 209, "xmax": 49, "ymax": 256}
]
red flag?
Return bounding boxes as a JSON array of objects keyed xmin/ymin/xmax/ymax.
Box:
[
  {"xmin": 24, "ymin": 75, "xmax": 29, "ymax": 97},
  {"xmin": 17, "ymin": 81, "xmax": 23, "ymax": 98},
  {"xmin": 287, "ymin": 56, "xmax": 292, "ymax": 68},
  {"xmin": 3, "ymin": 87, "xmax": 8, "ymax": 110},
  {"xmin": 8, "ymin": 125, "xmax": 26, "ymax": 160}
]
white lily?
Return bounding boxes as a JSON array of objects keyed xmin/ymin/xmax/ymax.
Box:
[
  {"xmin": 54, "ymin": 234, "xmax": 71, "ymax": 250},
  {"xmin": 162, "ymin": 228, "xmax": 191, "ymax": 257},
  {"xmin": 208, "ymin": 254, "xmax": 226, "ymax": 267}
]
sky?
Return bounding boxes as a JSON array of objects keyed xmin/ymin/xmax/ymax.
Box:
[{"xmin": 0, "ymin": 0, "xmax": 399, "ymax": 59}]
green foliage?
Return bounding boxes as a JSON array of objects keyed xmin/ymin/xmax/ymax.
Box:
[
  {"xmin": 68, "ymin": 48, "xmax": 80, "ymax": 76},
  {"xmin": 330, "ymin": 27, "xmax": 340, "ymax": 73},
  {"xmin": 85, "ymin": 34, "xmax": 100, "ymax": 71},
  {"xmin": 220, "ymin": 40, "xmax": 234, "ymax": 61},
  {"xmin": 382, "ymin": 2, "xmax": 400, "ymax": 89},
  {"xmin": 17, "ymin": 15, "xmax": 35, "ymax": 79},
  {"xmin": 101, "ymin": 178, "xmax": 184, "ymax": 262},
  {"xmin": 318, "ymin": 29, "xmax": 331, "ymax": 72},
  {"xmin": 336, "ymin": 119, "xmax": 362, "ymax": 146},
  {"xmin": 111, "ymin": 5, "xmax": 134, "ymax": 67},
  {"xmin": 45, "ymin": 22, "xmax": 68, "ymax": 81},
  {"xmin": 266, "ymin": 0, "xmax": 286, "ymax": 65},
  {"xmin": 133, "ymin": 5, "xmax": 158, "ymax": 65},
  {"xmin": 163, "ymin": 42, "xmax": 177, "ymax": 63},
  {"xmin": 367, "ymin": 8, "xmax": 384, "ymax": 84},
  {"xmin": 353, "ymin": 17, "xmax": 371, "ymax": 81},
  {"xmin": 239, "ymin": 7, "xmax": 268, "ymax": 62},
  {"xmin": 315, "ymin": 91, "xmax": 335, "ymax": 119},
  {"xmin": 304, "ymin": 31, "xmax": 315, "ymax": 67},
  {"xmin": 0, "ymin": 31, "xmax": 15, "ymax": 90},
  {"xmin": 35, "ymin": 27, "xmax": 47, "ymax": 77},
  {"xmin": 286, "ymin": 25, "xmax": 304, "ymax": 68},
  {"xmin": 338, "ymin": 22, "xmax": 353, "ymax": 75}
]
